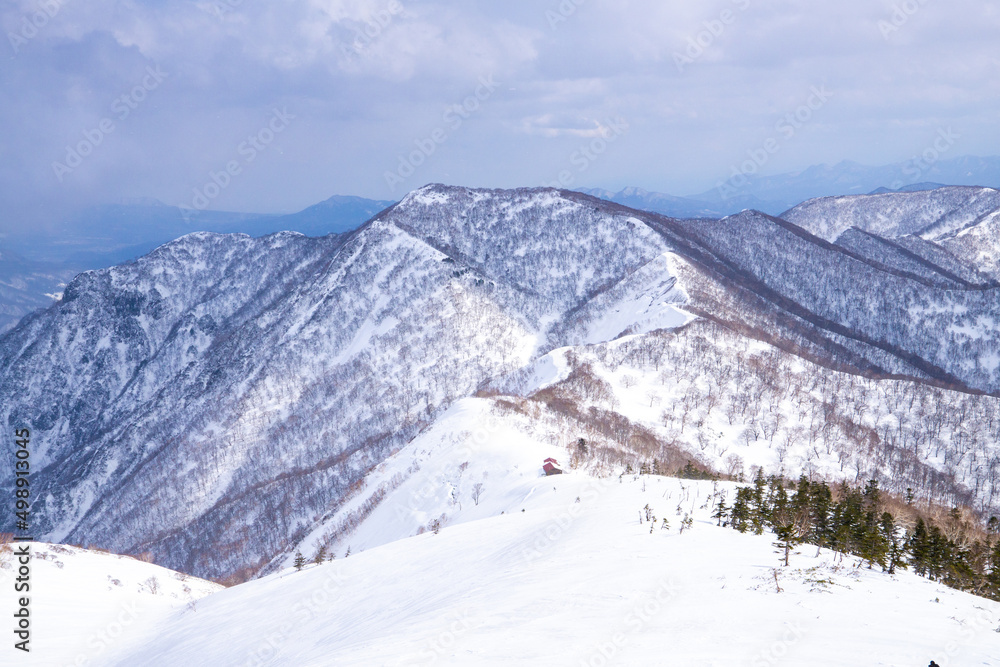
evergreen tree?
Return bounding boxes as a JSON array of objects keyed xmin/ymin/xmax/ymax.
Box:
[
  {"xmin": 909, "ymin": 519, "xmax": 931, "ymax": 577},
  {"xmin": 730, "ymin": 488, "xmax": 752, "ymax": 533},
  {"xmin": 652, "ymin": 458, "xmax": 663, "ymax": 475},
  {"xmin": 293, "ymin": 552, "xmax": 305, "ymax": 571},
  {"xmin": 773, "ymin": 522, "xmax": 798, "ymax": 567},
  {"xmin": 880, "ymin": 512, "xmax": 905, "ymax": 575},
  {"xmin": 926, "ymin": 525, "xmax": 950, "ymax": 581},
  {"xmin": 314, "ymin": 545, "xmax": 327, "ymax": 566},
  {"xmin": 859, "ymin": 511, "xmax": 888, "ymax": 570},
  {"xmin": 721, "ymin": 473, "xmax": 1000, "ymax": 599},
  {"xmin": 862, "ymin": 479, "xmax": 881, "ymax": 514},
  {"xmin": 770, "ymin": 482, "xmax": 791, "ymax": 527},
  {"xmin": 712, "ymin": 498, "xmax": 728, "ymax": 527},
  {"xmin": 791, "ymin": 476, "xmax": 812, "ymax": 536},
  {"xmin": 986, "ymin": 540, "xmax": 1000, "ymax": 599},
  {"xmin": 809, "ymin": 481, "xmax": 833, "ymax": 547},
  {"xmin": 750, "ymin": 471, "xmax": 769, "ymax": 535},
  {"xmin": 831, "ymin": 483, "xmax": 864, "ymax": 555}
]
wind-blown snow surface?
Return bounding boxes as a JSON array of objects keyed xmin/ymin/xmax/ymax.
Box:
[
  {"xmin": 88, "ymin": 416, "xmax": 999, "ymax": 666},
  {"xmin": 0, "ymin": 542, "xmax": 219, "ymax": 665}
]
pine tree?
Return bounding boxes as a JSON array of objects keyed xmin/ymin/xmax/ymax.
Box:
[
  {"xmin": 293, "ymin": 552, "xmax": 305, "ymax": 571},
  {"xmin": 986, "ymin": 540, "xmax": 1000, "ymax": 599},
  {"xmin": 808, "ymin": 481, "xmax": 833, "ymax": 548},
  {"xmin": 926, "ymin": 525, "xmax": 950, "ymax": 581},
  {"xmin": 773, "ymin": 523, "xmax": 798, "ymax": 567},
  {"xmin": 832, "ymin": 483, "xmax": 864, "ymax": 555},
  {"xmin": 770, "ymin": 482, "xmax": 791, "ymax": 528},
  {"xmin": 750, "ymin": 471, "xmax": 769, "ymax": 535},
  {"xmin": 859, "ymin": 511, "xmax": 888, "ymax": 570},
  {"xmin": 880, "ymin": 512, "xmax": 905, "ymax": 575},
  {"xmin": 730, "ymin": 487, "xmax": 752, "ymax": 533},
  {"xmin": 791, "ymin": 476, "xmax": 812, "ymax": 535},
  {"xmin": 909, "ymin": 518, "xmax": 931, "ymax": 577},
  {"xmin": 862, "ymin": 479, "xmax": 881, "ymax": 514},
  {"xmin": 314, "ymin": 545, "xmax": 327, "ymax": 566},
  {"xmin": 712, "ymin": 498, "xmax": 728, "ymax": 527}
]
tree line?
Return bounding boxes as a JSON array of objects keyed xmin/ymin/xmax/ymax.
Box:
[{"xmin": 718, "ymin": 472, "xmax": 1000, "ymax": 600}]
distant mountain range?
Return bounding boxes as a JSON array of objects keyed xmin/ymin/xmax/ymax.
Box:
[
  {"xmin": 0, "ymin": 194, "xmax": 394, "ymax": 332},
  {"xmin": 4, "ymin": 194, "xmax": 395, "ymax": 267},
  {"xmin": 585, "ymin": 155, "xmax": 1000, "ymax": 218}
]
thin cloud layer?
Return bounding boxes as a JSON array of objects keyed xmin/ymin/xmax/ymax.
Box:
[{"xmin": 0, "ymin": 0, "xmax": 997, "ymax": 225}]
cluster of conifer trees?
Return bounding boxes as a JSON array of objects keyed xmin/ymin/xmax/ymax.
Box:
[{"xmin": 716, "ymin": 473, "xmax": 1000, "ymax": 600}]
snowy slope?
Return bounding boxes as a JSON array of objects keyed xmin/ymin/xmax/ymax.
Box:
[
  {"xmin": 783, "ymin": 187, "xmax": 1000, "ymax": 282},
  {"xmin": 940, "ymin": 208, "xmax": 1000, "ymax": 280},
  {"xmin": 4, "ymin": 183, "xmax": 1000, "ymax": 587},
  {"xmin": 782, "ymin": 186, "xmax": 1000, "ymax": 242},
  {"xmin": 0, "ymin": 541, "xmax": 219, "ymax": 666},
  {"xmin": 289, "ymin": 311, "xmax": 1000, "ymax": 573},
  {"xmin": 0, "ymin": 186, "xmax": 676, "ymax": 581},
  {"xmin": 96, "ymin": 459, "xmax": 1000, "ymax": 666}
]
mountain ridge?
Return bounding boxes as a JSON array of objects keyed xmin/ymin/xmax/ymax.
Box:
[{"xmin": 2, "ymin": 184, "xmax": 999, "ymax": 582}]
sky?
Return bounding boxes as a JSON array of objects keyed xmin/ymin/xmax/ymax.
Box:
[{"xmin": 1, "ymin": 0, "xmax": 999, "ymax": 220}]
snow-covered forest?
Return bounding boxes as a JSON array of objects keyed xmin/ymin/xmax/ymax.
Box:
[{"xmin": 2, "ymin": 184, "xmax": 1000, "ymax": 587}]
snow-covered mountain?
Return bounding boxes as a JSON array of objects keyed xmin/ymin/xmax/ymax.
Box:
[
  {"xmin": 0, "ymin": 186, "xmax": 681, "ymax": 581},
  {"xmin": 2, "ymin": 183, "xmax": 999, "ymax": 585},
  {"xmin": 0, "ymin": 247, "xmax": 76, "ymax": 333},
  {"xmin": 0, "ymin": 195, "xmax": 394, "ymax": 337},
  {"xmin": 577, "ymin": 186, "xmax": 738, "ymax": 218},
  {"xmin": 690, "ymin": 155, "xmax": 1000, "ymax": 212},
  {"xmin": 784, "ymin": 186, "xmax": 1000, "ymax": 285},
  {"xmin": 782, "ymin": 186, "xmax": 1000, "ymax": 243}
]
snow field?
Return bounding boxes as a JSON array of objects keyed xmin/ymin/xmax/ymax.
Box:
[
  {"xmin": 87, "ymin": 396, "xmax": 1000, "ymax": 666},
  {"xmin": 0, "ymin": 542, "xmax": 220, "ymax": 666},
  {"xmin": 95, "ymin": 469, "xmax": 1000, "ymax": 666}
]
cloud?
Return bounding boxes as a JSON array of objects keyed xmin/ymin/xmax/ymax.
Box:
[{"xmin": 0, "ymin": 0, "xmax": 997, "ymax": 224}]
